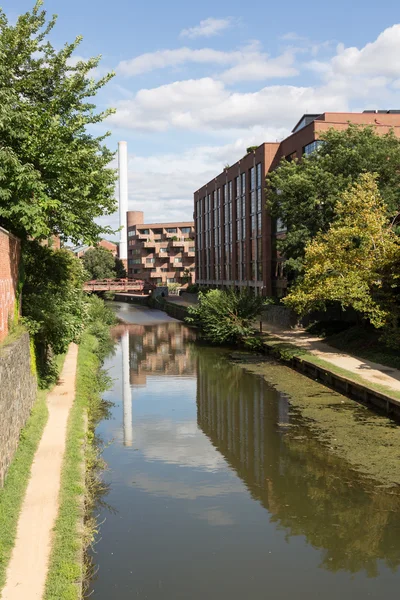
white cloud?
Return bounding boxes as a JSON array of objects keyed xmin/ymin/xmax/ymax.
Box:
[
  {"xmin": 180, "ymin": 17, "xmax": 233, "ymax": 39},
  {"xmin": 221, "ymin": 49, "xmax": 297, "ymax": 83},
  {"xmin": 331, "ymin": 24, "xmax": 400, "ymax": 78},
  {"xmin": 108, "ymin": 77, "xmax": 347, "ymax": 133},
  {"xmin": 117, "ymin": 42, "xmax": 298, "ymax": 82}
]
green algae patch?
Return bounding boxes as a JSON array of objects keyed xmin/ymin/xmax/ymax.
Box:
[{"xmin": 230, "ymin": 353, "xmax": 400, "ymax": 488}]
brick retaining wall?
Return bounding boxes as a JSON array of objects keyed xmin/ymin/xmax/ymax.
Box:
[
  {"xmin": 0, "ymin": 332, "xmax": 37, "ymax": 486},
  {"xmin": 0, "ymin": 227, "xmax": 21, "ymax": 342}
]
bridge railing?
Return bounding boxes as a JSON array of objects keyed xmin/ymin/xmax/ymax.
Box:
[{"xmin": 83, "ymin": 278, "xmax": 156, "ymax": 294}]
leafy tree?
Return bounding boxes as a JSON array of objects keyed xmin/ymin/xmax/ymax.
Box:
[
  {"xmin": 22, "ymin": 242, "xmax": 89, "ymax": 383},
  {"xmin": 114, "ymin": 256, "xmax": 127, "ymax": 279},
  {"xmin": 186, "ymin": 288, "xmax": 268, "ymax": 345},
  {"xmin": 83, "ymin": 246, "xmax": 120, "ymax": 280},
  {"xmin": 284, "ymin": 174, "xmax": 400, "ymax": 335},
  {"xmin": 0, "ymin": 0, "xmax": 116, "ymax": 244},
  {"xmin": 266, "ymin": 125, "xmax": 400, "ymax": 281}
]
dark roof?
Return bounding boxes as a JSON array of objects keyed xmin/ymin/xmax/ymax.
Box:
[{"xmin": 291, "ymin": 114, "xmax": 322, "ymax": 134}]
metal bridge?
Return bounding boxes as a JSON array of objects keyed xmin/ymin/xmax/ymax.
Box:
[{"xmin": 83, "ymin": 278, "xmax": 156, "ymax": 294}]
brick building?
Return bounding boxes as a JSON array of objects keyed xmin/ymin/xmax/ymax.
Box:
[
  {"xmin": 0, "ymin": 227, "xmax": 21, "ymax": 342},
  {"xmin": 194, "ymin": 110, "xmax": 400, "ymax": 296},
  {"xmin": 126, "ymin": 211, "xmax": 195, "ymax": 286},
  {"xmin": 72, "ymin": 239, "xmax": 118, "ymax": 259}
]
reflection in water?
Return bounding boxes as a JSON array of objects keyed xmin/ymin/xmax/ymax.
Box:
[
  {"xmin": 122, "ymin": 331, "xmax": 133, "ymax": 447},
  {"xmin": 90, "ymin": 308, "xmax": 400, "ymax": 600},
  {"xmin": 126, "ymin": 322, "xmax": 196, "ymax": 384},
  {"xmin": 196, "ymin": 350, "xmax": 400, "ymax": 577}
]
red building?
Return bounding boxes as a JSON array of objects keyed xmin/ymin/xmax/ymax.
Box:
[
  {"xmin": 194, "ymin": 111, "xmax": 400, "ymax": 296},
  {"xmin": 126, "ymin": 211, "xmax": 195, "ymax": 286}
]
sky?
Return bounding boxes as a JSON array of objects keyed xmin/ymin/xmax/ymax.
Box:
[{"xmin": 3, "ymin": 0, "xmax": 400, "ymax": 236}]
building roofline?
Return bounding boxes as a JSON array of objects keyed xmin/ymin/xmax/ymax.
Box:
[{"xmin": 132, "ymin": 221, "xmax": 194, "ymax": 229}]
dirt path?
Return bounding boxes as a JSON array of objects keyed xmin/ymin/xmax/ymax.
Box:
[
  {"xmin": 1, "ymin": 344, "xmax": 78, "ymax": 600},
  {"xmin": 262, "ymin": 324, "xmax": 400, "ymax": 393}
]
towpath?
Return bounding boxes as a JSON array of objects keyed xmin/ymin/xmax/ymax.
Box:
[{"xmin": 1, "ymin": 344, "xmax": 78, "ymax": 600}]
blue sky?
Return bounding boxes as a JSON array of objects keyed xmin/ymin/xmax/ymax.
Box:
[{"xmin": 3, "ymin": 0, "xmax": 400, "ymax": 233}]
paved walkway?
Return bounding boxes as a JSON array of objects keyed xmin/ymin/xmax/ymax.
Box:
[
  {"xmin": 262, "ymin": 324, "xmax": 400, "ymax": 394},
  {"xmin": 2, "ymin": 344, "xmax": 78, "ymax": 600}
]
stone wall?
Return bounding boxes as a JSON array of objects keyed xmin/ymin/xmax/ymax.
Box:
[
  {"xmin": 0, "ymin": 332, "xmax": 37, "ymax": 486},
  {"xmin": 0, "ymin": 227, "xmax": 21, "ymax": 342}
]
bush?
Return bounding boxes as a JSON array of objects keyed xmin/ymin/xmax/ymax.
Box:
[
  {"xmin": 186, "ymin": 288, "xmax": 270, "ymax": 345},
  {"xmin": 186, "ymin": 284, "xmax": 199, "ymax": 294}
]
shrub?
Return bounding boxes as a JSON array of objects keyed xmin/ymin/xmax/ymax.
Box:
[{"xmin": 186, "ymin": 288, "xmax": 270, "ymax": 345}]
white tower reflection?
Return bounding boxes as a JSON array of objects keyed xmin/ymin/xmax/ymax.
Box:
[{"xmin": 122, "ymin": 330, "xmax": 133, "ymax": 447}]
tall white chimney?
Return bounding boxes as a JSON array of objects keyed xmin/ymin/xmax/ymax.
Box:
[{"xmin": 118, "ymin": 141, "xmax": 128, "ymax": 261}]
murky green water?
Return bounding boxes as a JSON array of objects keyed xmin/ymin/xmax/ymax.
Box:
[{"xmin": 89, "ymin": 303, "xmax": 400, "ymax": 599}]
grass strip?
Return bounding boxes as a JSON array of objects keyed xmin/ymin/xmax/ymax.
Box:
[
  {"xmin": 43, "ymin": 332, "xmax": 107, "ymax": 600},
  {"xmin": 261, "ymin": 334, "xmax": 400, "ymax": 402},
  {"xmin": 0, "ymin": 352, "xmax": 66, "ymax": 591}
]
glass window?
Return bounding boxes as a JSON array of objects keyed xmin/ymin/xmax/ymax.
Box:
[
  {"xmin": 236, "ymin": 176, "xmax": 240, "ymax": 197},
  {"xmin": 250, "ymin": 167, "xmax": 255, "ymax": 190},
  {"xmin": 303, "ymin": 140, "xmax": 323, "ymax": 156},
  {"xmin": 256, "ymin": 163, "xmax": 262, "ymax": 188},
  {"xmin": 276, "ymin": 218, "xmax": 287, "ymax": 233},
  {"xmin": 146, "ymin": 258, "xmax": 155, "ymax": 264},
  {"xmin": 166, "ymin": 228, "xmax": 177, "ymax": 233},
  {"xmin": 174, "ymin": 258, "xmax": 181, "ymax": 263},
  {"xmin": 181, "ymin": 227, "xmax": 191, "ymax": 235},
  {"xmin": 257, "ymin": 188, "xmax": 262, "ymax": 212},
  {"xmin": 167, "ymin": 278, "xmax": 175, "ymax": 283},
  {"xmin": 241, "ymin": 172, "xmax": 246, "ymax": 193},
  {"xmin": 159, "ymin": 247, "xmax": 168, "ymax": 253}
]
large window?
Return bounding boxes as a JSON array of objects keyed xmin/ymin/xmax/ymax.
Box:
[
  {"xmin": 166, "ymin": 227, "xmax": 177, "ymax": 233},
  {"xmin": 303, "ymin": 140, "xmax": 323, "ymax": 156},
  {"xmin": 181, "ymin": 227, "xmax": 192, "ymax": 235},
  {"xmin": 146, "ymin": 258, "xmax": 155, "ymax": 264}
]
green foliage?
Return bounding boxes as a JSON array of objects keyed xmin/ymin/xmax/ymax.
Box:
[
  {"xmin": 21, "ymin": 241, "xmax": 88, "ymax": 383},
  {"xmin": 82, "ymin": 246, "xmax": 117, "ymax": 280},
  {"xmin": 186, "ymin": 288, "xmax": 269, "ymax": 345},
  {"xmin": 246, "ymin": 145, "xmax": 258, "ymax": 154},
  {"xmin": 284, "ymin": 174, "xmax": 400, "ymax": 337},
  {"xmin": 267, "ymin": 125, "xmax": 400, "ymax": 280},
  {"xmin": 44, "ymin": 333, "xmax": 112, "ymax": 600},
  {"xmin": 186, "ymin": 283, "xmax": 199, "ymax": 294},
  {"xmin": 0, "ymin": 1, "xmax": 116, "ymax": 244},
  {"xmin": 85, "ymin": 294, "xmax": 117, "ymax": 359},
  {"xmin": 114, "ymin": 256, "xmax": 127, "ymax": 279}
]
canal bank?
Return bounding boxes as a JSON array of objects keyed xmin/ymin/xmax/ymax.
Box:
[
  {"xmin": 114, "ymin": 293, "xmax": 400, "ymax": 419},
  {"xmin": 89, "ymin": 303, "xmax": 400, "ymax": 600}
]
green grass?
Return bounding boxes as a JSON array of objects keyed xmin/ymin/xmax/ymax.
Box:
[
  {"xmin": 0, "ymin": 353, "xmax": 66, "ymax": 591},
  {"xmin": 322, "ymin": 326, "xmax": 400, "ymax": 371},
  {"xmin": 43, "ymin": 332, "xmax": 108, "ymax": 600},
  {"xmin": 261, "ymin": 334, "xmax": 400, "ymax": 403}
]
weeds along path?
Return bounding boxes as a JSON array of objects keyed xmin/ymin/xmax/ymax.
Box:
[{"xmin": 1, "ymin": 344, "xmax": 78, "ymax": 600}]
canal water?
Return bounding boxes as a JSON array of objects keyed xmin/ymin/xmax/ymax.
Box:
[{"xmin": 89, "ymin": 303, "xmax": 400, "ymax": 599}]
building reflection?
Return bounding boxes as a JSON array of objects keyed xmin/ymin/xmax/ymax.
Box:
[
  {"xmin": 196, "ymin": 350, "xmax": 400, "ymax": 577},
  {"xmin": 118, "ymin": 322, "xmax": 196, "ymax": 446}
]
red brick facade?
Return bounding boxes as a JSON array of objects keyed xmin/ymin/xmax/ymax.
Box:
[
  {"xmin": 194, "ymin": 111, "xmax": 400, "ymax": 296},
  {"xmin": 0, "ymin": 228, "xmax": 21, "ymax": 342}
]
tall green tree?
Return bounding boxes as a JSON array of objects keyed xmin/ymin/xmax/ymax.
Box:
[
  {"xmin": 267, "ymin": 125, "xmax": 400, "ymax": 281},
  {"xmin": 0, "ymin": 0, "xmax": 116, "ymax": 243},
  {"xmin": 83, "ymin": 246, "xmax": 124, "ymax": 280},
  {"xmin": 284, "ymin": 174, "xmax": 400, "ymax": 337}
]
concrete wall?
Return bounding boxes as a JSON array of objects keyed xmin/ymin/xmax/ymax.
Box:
[
  {"xmin": 0, "ymin": 332, "xmax": 37, "ymax": 486},
  {"xmin": 0, "ymin": 227, "xmax": 21, "ymax": 342}
]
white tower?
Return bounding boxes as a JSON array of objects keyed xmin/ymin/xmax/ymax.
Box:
[{"xmin": 118, "ymin": 141, "xmax": 128, "ymax": 262}]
